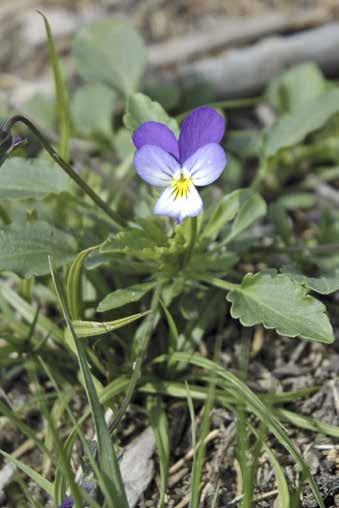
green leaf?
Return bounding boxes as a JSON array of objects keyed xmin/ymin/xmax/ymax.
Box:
[
  {"xmin": 39, "ymin": 12, "xmax": 71, "ymax": 161},
  {"xmin": 283, "ymin": 270, "xmax": 339, "ymax": 295},
  {"xmin": 266, "ymin": 63, "xmax": 328, "ymax": 114},
  {"xmin": 67, "ymin": 245, "xmax": 98, "ymax": 320},
  {"xmin": 225, "ymin": 192, "xmax": 266, "ymax": 244},
  {"xmin": 154, "ymin": 352, "xmax": 325, "ymax": 508},
  {"xmin": 0, "ymin": 221, "xmax": 76, "ymax": 277},
  {"xmin": 261, "ymin": 442, "xmax": 290, "ymax": 508},
  {"xmin": 124, "ymin": 93, "xmax": 179, "ymax": 136},
  {"xmin": 264, "ymin": 88, "xmax": 339, "ymax": 158},
  {"xmin": 71, "ymin": 83, "xmax": 116, "ymax": 141},
  {"xmin": 227, "ymin": 273, "xmax": 334, "ymax": 343},
  {"xmin": 22, "ymin": 93, "xmax": 56, "ymax": 131},
  {"xmin": 70, "ymin": 311, "xmax": 150, "ymax": 338},
  {"xmin": 97, "ymin": 282, "xmax": 156, "ymax": 312},
  {"xmin": 49, "ymin": 257, "xmax": 129, "ymax": 508},
  {"xmin": 277, "ymin": 409, "xmax": 339, "ymax": 438},
  {"xmin": 147, "ymin": 397, "xmax": 169, "ymax": 508},
  {"xmin": 0, "ymin": 450, "xmax": 54, "ymax": 497},
  {"xmin": 73, "ymin": 19, "xmax": 146, "ymax": 97},
  {"xmin": 202, "ymin": 189, "xmax": 266, "ymax": 243},
  {"xmin": 0, "ymin": 157, "xmax": 71, "ymax": 200},
  {"xmin": 1, "ymin": 285, "xmax": 64, "ymax": 342}
]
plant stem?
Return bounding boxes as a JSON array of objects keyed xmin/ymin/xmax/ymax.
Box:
[
  {"xmin": 197, "ymin": 275, "xmax": 239, "ymax": 291},
  {"xmin": 184, "ymin": 216, "xmax": 198, "ymax": 267},
  {"xmin": 238, "ymin": 330, "xmax": 254, "ymax": 508},
  {"xmin": 108, "ymin": 288, "xmax": 161, "ymax": 433},
  {"xmin": 0, "ymin": 115, "xmax": 125, "ymax": 227},
  {"xmin": 176, "ymin": 96, "xmax": 262, "ymax": 122}
]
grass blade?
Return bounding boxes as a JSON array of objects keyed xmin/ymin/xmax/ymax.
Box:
[
  {"xmin": 147, "ymin": 396, "xmax": 169, "ymax": 508},
  {"xmin": 0, "ymin": 450, "xmax": 53, "ymax": 497},
  {"xmin": 66, "ymin": 245, "xmax": 98, "ymax": 320},
  {"xmin": 38, "ymin": 11, "xmax": 71, "ymax": 161},
  {"xmin": 48, "ymin": 256, "xmax": 129, "ymax": 507},
  {"xmin": 154, "ymin": 352, "xmax": 325, "ymax": 508}
]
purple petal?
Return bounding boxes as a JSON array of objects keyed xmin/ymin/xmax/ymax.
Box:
[
  {"xmin": 178, "ymin": 107, "xmax": 225, "ymax": 163},
  {"xmin": 134, "ymin": 145, "xmax": 180, "ymax": 187},
  {"xmin": 154, "ymin": 183, "xmax": 203, "ymax": 223},
  {"xmin": 132, "ymin": 121, "xmax": 179, "ymax": 159},
  {"xmin": 183, "ymin": 143, "xmax": 226, "ymax": 186}
]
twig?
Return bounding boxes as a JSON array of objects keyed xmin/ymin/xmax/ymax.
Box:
[
  {"xmin": 169, "ymin": 429, "xmax": 220, "ymax": 475},
  {"xmin": 176, "ymin": 23, "xmax": 339, "ymax": 98},
  {"xmin": 148, "ymin": 8, "xmax": 331, "ymax": 67}
]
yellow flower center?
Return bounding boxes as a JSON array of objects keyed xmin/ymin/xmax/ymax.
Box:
[{"xmin": 172, "ymin": 174, "xmax": 192, "ymax": 200}]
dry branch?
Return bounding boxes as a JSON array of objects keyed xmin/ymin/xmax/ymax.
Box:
[
  {"xmin": 148, "ymin": 7, "xmax": 332, "ymax": 67},
  {"xmin": 174, "ymin": 23, "xmax": 339, "ymax": 98}
]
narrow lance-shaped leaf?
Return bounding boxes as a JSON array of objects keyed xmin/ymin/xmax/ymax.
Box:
[
  {"xmin": 202, "ymin": 189, "xmax": 267, "ymax": 244},
  {"xmin": 70, "ymin": 311, "xmax": 150, "ymax": 338},
  {"xmin": 227, "ymin": 273, "xmax": 334, "ymax": 344},
  {"xmin": 97, "ymin": 281, "xmax": 156, "ymax": 312},
  {"xmin": 39, "ymin": 12, "xmax": 71, "ymax": 161},
  {"xmin": 48, "ymin": 257, "xmax": 129, "ymax": 508}
]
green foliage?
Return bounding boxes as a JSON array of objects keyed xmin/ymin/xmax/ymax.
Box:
[
  {"xmin": 0, "ymin": 157, "xmax": 70, "ymax": 200},
  {"xmin": 39, "ymin": 11, "xmax": 71, "ymax": 161},
  {"xmin": 98, "ymin": 281, "xmax": 156, "ymax": 312},
  {"xmin": 264, "ymin": 88, "xmax": 339, "ymax": 158},
  {"xmin": 71, "ymin": 83, "xmax": 116, "ymax": 142},
  {"xmin": 227, "ymin": 272, "xmax": 334, "ymax": 343},
  {"xmin": 1, "ymin": 14, "xmax": 338, "ymax": 508},
  {"xmin": 124, "ymin": 92, "xmax": 180, "ymax": 135},
  {"xmin": 0, "ymin": 221, "xmax": 76, "ymax": 277},
  {"xmin": 73, "ymin": 19, "xmax": 146, "ymax": 97},
  {"xmin": 266, "ymin": 63, "xmax": 328, "ymax": 113}
]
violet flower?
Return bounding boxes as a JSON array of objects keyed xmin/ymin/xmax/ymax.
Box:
[{"xmin": 133, "ymin": 106, "xmax": 227, "ymax": 223}]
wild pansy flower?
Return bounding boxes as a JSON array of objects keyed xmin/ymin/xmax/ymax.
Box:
[{"xmin": 133, "ymin": 106, "xmax": 227, "ymax": 223}]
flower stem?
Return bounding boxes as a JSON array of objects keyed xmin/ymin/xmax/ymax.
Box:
[
  {"xmin": 183, "ymin": 216, "xmax": 198, "ymax": 267},
  {"xmin": 198, "ymin": 275, "xmax": 239, "ymax": 291},
  {"xmin": 0, "ymin": 115, "xmax": 125, "ymax": 228}
]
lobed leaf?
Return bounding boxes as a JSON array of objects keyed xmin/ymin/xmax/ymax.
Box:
[{"xmin": 227, "ymin": 272, "xmax": 334, "ymax": 343}]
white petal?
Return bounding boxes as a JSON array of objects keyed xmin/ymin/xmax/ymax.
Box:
[
  {"xmin": 134, "ymin": 145, "xmax": 180, "ymax": 187},
  {"xmin": 154, "ymin": 183, "xmax": 203, "ymax": 223},
  {"xmin": 182, "ymin": 143, "xmax": 226, "ymax": 186}
]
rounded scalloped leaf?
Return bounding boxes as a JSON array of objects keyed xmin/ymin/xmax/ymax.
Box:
[
  {"xmin": 73, "ymin": 19, "xmax": 146, "ymax": 97},
  {"xmin": 227, "ymin": 272, "xmax": 334, "ymax": 343}
]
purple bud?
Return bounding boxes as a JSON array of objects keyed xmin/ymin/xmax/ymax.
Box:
[{"xmin": 59, "ymin": 497, "xmax": 73, "ymax": 508}]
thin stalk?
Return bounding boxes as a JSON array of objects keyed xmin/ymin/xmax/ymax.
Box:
[
  {"xmin": 183, "ymin": 216, "xmax": 198, "ymax": 267},
  {"xmin": 108, "ymin": 288, "xmax": 161, "ymax": 433},
  {"xmin": 238, "ymin": 331, "xmax": 254, "ymax": 508},
  {"xmin": 176, "ymin": 96, "xmax": 262, "ymax": 122},
  {"xmin": 0, "ymin": 115, "xmax": 125, "ymax": 227},
  {"xmin": 197, "ymin": 274, "xmax": 239, "ymax": 291}
]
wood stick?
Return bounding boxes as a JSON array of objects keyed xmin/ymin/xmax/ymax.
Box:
[
  {"xmin": 148, "ymin": 8, "xmax": 332, "ymax": 67},
  {"xmin": 174, "ymin": 23, "xmax": 339, "ymax": 98}
]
